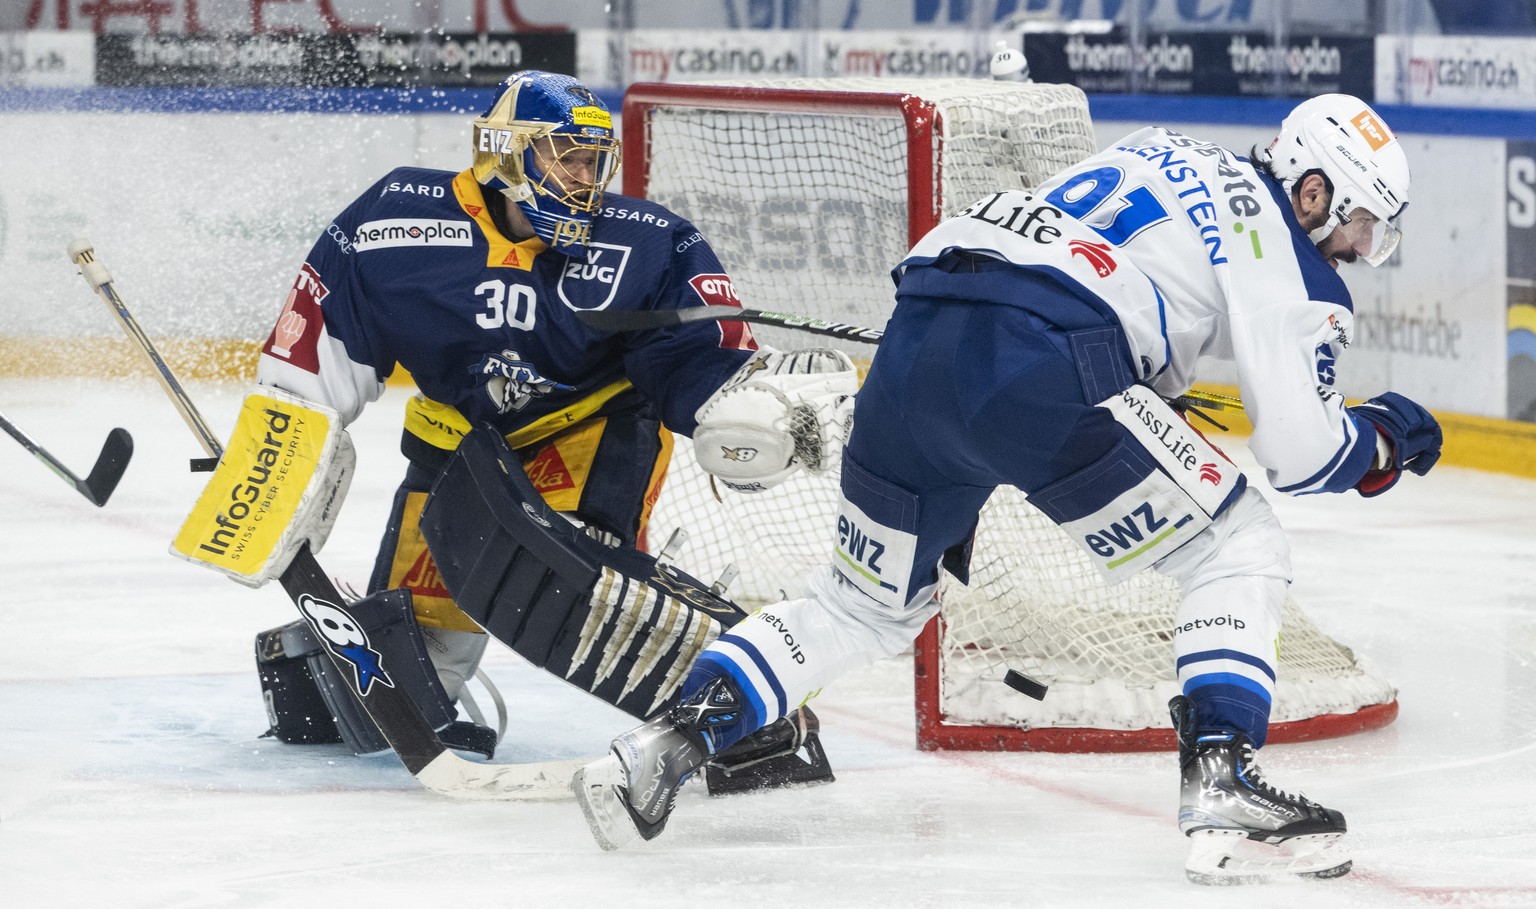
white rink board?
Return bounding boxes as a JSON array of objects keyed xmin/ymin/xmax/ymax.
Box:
[
  {"xmin": 0, "ymin": 110, "xmax": 464, "ymax": 341},
  {"xmin": 0, "ymin": 106, "xmax": 1513, "ymax": 420}
]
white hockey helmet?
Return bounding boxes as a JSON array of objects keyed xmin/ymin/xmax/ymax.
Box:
[{"xmin": 1261, "ymin": 93, "xmax": 1409, "ymax": 266}]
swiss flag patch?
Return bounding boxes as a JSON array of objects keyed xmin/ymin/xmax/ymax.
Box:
[
  {"xmin": 261, "ymin": 263, "xmax": 327, "ymax": 374},
  {"xmin": 688, "ymin": 273, "xmax": 756, "ymax": 351}
]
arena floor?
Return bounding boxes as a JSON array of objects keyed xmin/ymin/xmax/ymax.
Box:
[{"xmin": 3, "ymin": 378, "xmax": 1533, "ymax": 909}]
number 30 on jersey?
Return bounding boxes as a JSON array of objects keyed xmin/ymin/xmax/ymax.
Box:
[{"xmin": 475, "ymin": 280, "xmax": 537, "ymax": 330}]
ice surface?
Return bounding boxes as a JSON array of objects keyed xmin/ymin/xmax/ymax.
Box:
[{"xmin": 3, "ymin": 378, "xmax": 1535, "ymax": 908}]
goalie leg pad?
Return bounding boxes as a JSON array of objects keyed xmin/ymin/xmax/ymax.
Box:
[
  {"xmin": 255, "ymin": 621, "xmax": 343, "ymax": 745},
  {"xmin": 420, "ymin": 424, "xmax": 748, "ymax": 719},
  {"xmin": 254, "ymin": 589, "xmax": 494, "ymax": 758}
]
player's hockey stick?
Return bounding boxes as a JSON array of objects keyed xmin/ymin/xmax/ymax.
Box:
[
  {"xmin": 575, "ymin": 306, "xmax": 1247, "ymax": 414},
  {"xmin": 0, "ymin": 411, "xmax": 132, "ymax": 507},
  {"xmin": 66, "ymin": 240, "xmax": 223, "ymax": 473},
  {"xmin": 575, "ymin": 304, "xmax": 885, "ymax": 345},
  {"xmin": 67, "ymin": 238, "xmax": 584, "ymax": 800},
  {"xmin": 1173, "ymin": 389, "xmax": 1243, "ymax": 413}
]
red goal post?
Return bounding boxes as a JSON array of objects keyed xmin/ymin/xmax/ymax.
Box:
[{"xmin": 622, "ymin": 78, "xmax": 1398, "ymax": 753}]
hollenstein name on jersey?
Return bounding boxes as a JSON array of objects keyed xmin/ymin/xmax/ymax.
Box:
[{"xmin": 353, "ymin": 218, "xmax": 474, "ymax": 251}]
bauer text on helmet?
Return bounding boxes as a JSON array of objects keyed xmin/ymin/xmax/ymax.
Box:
[
  {"xmin": 1262, "ymin": 93, "xmax": 1408, "ymax": 267},
  {"xmin": 472, "ymin": 71, "xmax": 621, "ymax": 253}
]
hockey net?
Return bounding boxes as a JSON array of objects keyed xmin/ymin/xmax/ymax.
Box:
[{"xmin": 628, "ymin": 78, "xmax": 1397, "ymax": 752}]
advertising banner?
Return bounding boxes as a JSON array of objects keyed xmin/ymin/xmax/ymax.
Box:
[
  {"xmin": 8, "ymin": 0, "xmax": 1371, "ymax": 37},
  {"xmin": 0, "ymin": 30, "xmax": 93, "ymax": 88},
  {"xmin": 348, "ymin": 32, "xmax": 576, "ymax": 87},
  {"xmin": 1024, "ymin": 28, "xmax": 1374, "ymax": 98},
  {"xmin": 618, "ymin": 29, "xmax": 804, "ymax": 83},
  {"xmin": 96, "ymin": 33, "xmax": 355, "ymax": 88},
  {"xmin": 815, "ymin": 29, "xmax": 990, "ymax": 78},
  {"xmin": 594, "ymin": 29, "xmax": 991, "ymax": 85},
  {"xmin": 96, "ymin": 32, "xmax": 575, "ymax": 88},
  {"xmin": 1507, "ymin": 140, "xmax": 1536, "ymax": 421},
  {"xmin": 1376, "ymin": 35, "xmax": 1534, "ymax": 111}
]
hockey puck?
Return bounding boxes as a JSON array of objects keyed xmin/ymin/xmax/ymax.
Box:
[{"xmin": 1003, "ymin": 669, "xmax": 1049, "ymax": 701}]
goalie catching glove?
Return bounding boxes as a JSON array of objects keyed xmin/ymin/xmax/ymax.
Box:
[{"xmin": 693, "ymin": 348, "xmax": 858, "ymax": 493}]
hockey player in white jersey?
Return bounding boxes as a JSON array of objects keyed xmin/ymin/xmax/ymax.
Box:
[{"xmin": 573, "ymin": 94, "xmax": 1443, "ymax": 883}]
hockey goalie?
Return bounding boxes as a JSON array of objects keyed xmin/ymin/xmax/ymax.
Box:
[{"xmin": 168, "ymin": 69, "xmax": 855, "ymax": 797}]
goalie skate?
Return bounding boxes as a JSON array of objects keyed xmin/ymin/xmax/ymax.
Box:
[{"xmin": 1171, "ymin": 696, "xmax": 1350, "ymax": 885}]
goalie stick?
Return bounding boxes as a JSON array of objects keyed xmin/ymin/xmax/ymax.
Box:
[
  {"xmin": 67, "ymin": 237, "xmax": 585, "ymax": 801},
  {"xmin": 0, "ymin": 411, "xmax": 132, "ymax": 507},
  {"xmin": 574, "ymin": 305, "xmax": 1246, "ymax": 414}
]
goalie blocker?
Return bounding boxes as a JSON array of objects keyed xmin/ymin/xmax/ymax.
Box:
[
  {"xmin": 418, "ymin": 424, "xmax": 832, "ymax": 794},
  {"xmin": 171, "ymin": 387, "xmax": 353, "ymax": 586}
]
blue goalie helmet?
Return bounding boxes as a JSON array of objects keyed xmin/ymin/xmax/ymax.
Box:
[{"xmin": 472, "ymin": 71, "xmax": 621, "ymax": 253}]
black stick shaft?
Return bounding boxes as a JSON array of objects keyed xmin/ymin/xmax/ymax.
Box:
[{"xmin": 576, "ymin": 305, "xmax": 884, "ymax": 345}]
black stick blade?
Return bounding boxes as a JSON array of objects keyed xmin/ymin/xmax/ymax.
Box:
[{"xmin": 81, "ymin": 427, "xmax": 133, "ymax": 507}]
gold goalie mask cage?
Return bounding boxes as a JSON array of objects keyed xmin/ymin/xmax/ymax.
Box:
[{"xmin": 472, "ymin": 71, "xmax": 621, "ymax": 252}]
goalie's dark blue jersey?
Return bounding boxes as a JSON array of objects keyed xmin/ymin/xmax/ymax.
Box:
[{"xmin": 256, "ymin": 166, "xmax": 757, "ymax": 440}]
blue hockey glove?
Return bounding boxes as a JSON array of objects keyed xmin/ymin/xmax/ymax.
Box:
[{"xmin": 1348, "ymin": 392, "xmax": 1442, "ymax": 497}]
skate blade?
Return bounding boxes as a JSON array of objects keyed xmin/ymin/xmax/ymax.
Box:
[
  {"xmin": 571, "ymin": 754, "xmax": 639, "ymax": 852},
  {"xmin": 1185, "ymin": 829, "xmax": 1351, "ymax": 885}
]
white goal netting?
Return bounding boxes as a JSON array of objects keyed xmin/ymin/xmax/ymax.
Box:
[{"xmin": 630, "ymin": 78, "xmax": 1396, "ymax": 751}]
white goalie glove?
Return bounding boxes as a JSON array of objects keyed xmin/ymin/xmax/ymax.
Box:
[{"xmin": 693, "ymin": 348, "xmax": 858, "ymax": 493}]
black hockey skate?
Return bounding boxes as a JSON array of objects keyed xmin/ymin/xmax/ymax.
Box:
[
  {"xmin": 1170, "ymin": 695, "xmax": 1351, "ymax": 885},
  {"xmin": 573, "ymin": 677, "xmax": 738, "ymax": 851},
  {"xmin": 705, "ymin": 706, "xmax": 834, "ymax": 795}
]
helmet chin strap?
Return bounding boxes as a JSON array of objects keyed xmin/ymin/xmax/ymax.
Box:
[
  {"xmin": 1307, "ymin": 197, "xmax": 1350, "ymax": 247},
  {"xmin": 1308, "ymin": 214, "xmax": 1341, "ymax": 246}
]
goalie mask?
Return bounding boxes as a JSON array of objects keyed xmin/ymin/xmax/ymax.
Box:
[
  {"xmin": 1261, "ymin": 93, "xmax": 1409, "ymax": 267},
  {"xmin": 472, "ymin": 71, "xmax": 621, "ymax": 254}
]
